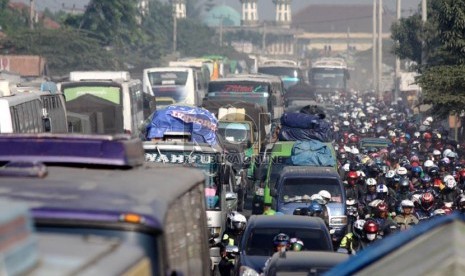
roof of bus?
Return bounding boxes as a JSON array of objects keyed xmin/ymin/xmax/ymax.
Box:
[
  {"xmin": 0, "ymin": 163, "xmax": 205, "ymax": 230},
  {"xmin": 210, "ymin": 74, "xmax": 282, "ymax": 83},
  {"xmin": 0, "ymin": 91, "xmax": 42, "ymax": 105},
  {"xmin": 143, "ymin": 67, "xmax": 193, "ymax": 73}
]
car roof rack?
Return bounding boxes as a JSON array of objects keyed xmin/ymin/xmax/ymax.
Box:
[{"xmin": 0, "ymin": 134, "xmax": 144, "ymax": 167}]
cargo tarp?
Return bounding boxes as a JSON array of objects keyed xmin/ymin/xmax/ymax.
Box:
[
  {"xmin": 278, "ymin": 112, "xmax": 334, "ymax": 142},
  {"xmin": 291, "ymin": 140, "xmax": 336, "ymax": 167},
  {"xmin": 146, "ymin": 106, "xmax": 218, "ymax": 145}
]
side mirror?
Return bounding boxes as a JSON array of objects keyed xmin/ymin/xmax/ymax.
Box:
[
  {"xmin": 43, "ymin": 117, "xmax": 51, "ymax": 132},
  {"xmin": 225, "ymin": 192, "xmax": 238, "ymax": 201}
]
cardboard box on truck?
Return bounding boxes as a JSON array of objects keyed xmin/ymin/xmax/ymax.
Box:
[{"xmin": 0, "ymin": 55, "xmax": 47, "ymax": 77}]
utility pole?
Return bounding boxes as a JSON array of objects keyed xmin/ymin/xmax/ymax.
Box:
[
  {"xmin": 395, "ymin": 0, "xmax": 401, "ymax": 102},
  {"xmin": 421, "ymin": 0, "xmax": 427, "ymax": 65},
  {"xmin": 377, "ymin": 0, "xmax": 383, "ymax": 100},
  {"xmin": 172, "ymin": 7, "xmax": 177, "ymax": 54},
  {"xmin": 29, "ymin": 0, "xmax": 35, "ymax": 30},
  {"xmin": 262, "ymin": 22, "xmax": 267, "ymax": 54},
  {"xmin": 372, "ymin": 0, "xmax": 377, "ymax": 93}
]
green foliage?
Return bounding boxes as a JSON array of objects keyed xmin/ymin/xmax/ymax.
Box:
[
  {"xmin": 177, "ymin": 18, "xmax": 216, "ymax": 57},
  {"xmin": 0, "ymin": 0, "xmax": 29, "ymax": 33},
  {"xmin": 417, "ymin": 65, "xmax": 465, "ymax": 117},
  {"xmin": 1, "ymin": 29, "xmax": 120, "ymax": 75}
]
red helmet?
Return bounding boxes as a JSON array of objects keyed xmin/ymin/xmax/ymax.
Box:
[
  {"xmin": 363, "ymin": 220, "xmax": 379, "ymax": 234},
  {"xmin": 377, "ymin": 202, "xmax": 388, "ymax": 213},
  {"xmin": 347, "ymin": 171, "xmax": 359, "ymax": 180},
  {"xmin": 423, "ymin": 132, "xmax": 432, "ymax": 141},
  {"xmin": 421, "ymin": 192, "xmax": 435, "ymax": 210},
  {"xmin": 349, "ymin": 134, "xmax": 359, "ymax": 144}
]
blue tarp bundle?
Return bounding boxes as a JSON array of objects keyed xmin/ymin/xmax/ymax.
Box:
[
  {"xmin": 291, "ymin": 140, "xmax": 336, "ymax": 167},
  {"xmin": 278, "ymin": 112, "xmax": 334, "ymax": 142},
  {"xmin": 146, "ymin": 106, "xmax": 218, "ymax": 145}
]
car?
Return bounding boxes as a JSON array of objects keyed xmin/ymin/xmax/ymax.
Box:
[
  {"xmin": 263, "ymin": 251, "xmax": 350, "ymax": 276},
  {"xmin": 235, "ymin": 215, "xmax": 333, "ymax": 275},
  {"xmin": 0, "ymin": 133, "xmax": 211, "ymax": 276}
]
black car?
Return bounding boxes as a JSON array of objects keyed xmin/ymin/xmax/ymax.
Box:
[
  {"xmin": 235, "ymin": 215, "xmax": 333, "ymax": 275},
  {"xmin": 263, "ymin": 251, "xmax": 349, "ymax": 276}
]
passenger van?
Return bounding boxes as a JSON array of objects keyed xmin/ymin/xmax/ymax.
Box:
[
  {"xmin": 143, "ymin": 66, "xmax": 203, "ymax": 108},
  {"xmin": 59, "ymin": 71, "xmax": 151, "ymax": 136},
  {"xmin": 0, "ymin": 134, "xmax": 211, "ymax": 276},
  {"xmin": 0, "ymin": 80, "xmax": 68, "ymax": 133}
]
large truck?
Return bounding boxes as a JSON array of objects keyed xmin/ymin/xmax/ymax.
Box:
[{"xmin": 308, "ymin": 57, "xmax": 350, "ymax": 95}]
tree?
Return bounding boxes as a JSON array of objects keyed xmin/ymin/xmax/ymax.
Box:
[
  {"xmin": 1, "ymin": 29, "xmax": 120, "ymax": 75},
  {"xmin": 416, "ymin": 65, "xmax": 465, "ymax": 118},
  {"xmin": 392, "ymin": 0, "xmax": 465, "ymax": 119}
]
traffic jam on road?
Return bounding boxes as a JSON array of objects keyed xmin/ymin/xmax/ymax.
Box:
[{"xmin": 0, "ymin": 56, "xmax": 464, "ymax": 276}]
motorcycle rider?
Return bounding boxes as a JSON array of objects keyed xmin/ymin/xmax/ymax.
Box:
[
  {"xmin": 415, "ymin": 192, "xmax": 436, "ymax": 221},
  {"xmin": 338, "ymin": 219, "xmax": 366, "ymax": 255},
  {"xmin": 394, "ymin": 199, "xmax": 419, "ymax": 231},
  {"xmin": 439, "ymin": 175, "xmax": 462, "ymax": 207},
  {"xmin": 371, "ymin": 202, "xmax": 398, "ymax": 237},
  {"xmin": 221, "ymin": 211, "xmax": 247, "ymax": 247}
]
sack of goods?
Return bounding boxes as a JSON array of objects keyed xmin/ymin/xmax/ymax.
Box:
[
  {"xmin": 146, "ymin": 105, "xmax": 218, "ymax": 145},
  {"xmin": 278, "ymin": 105, "xmax": 334, "ymax": 142}
]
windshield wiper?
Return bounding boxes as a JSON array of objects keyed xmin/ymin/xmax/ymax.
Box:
[{"xmin": 282, "ymin": 197, "xmax": 311, "ymax": 205}]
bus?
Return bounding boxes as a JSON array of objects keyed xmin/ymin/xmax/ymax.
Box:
[
  {"xmin": 258, "ymin": 60, "xmax": 306, "ymax": 90},
  {"xmin": 0, "ymin": 80, "xmax": 68, "ymax": 133},
  {"xmin": 59, "ymin": 71, "xmax": 150, "ymax": 136},
  {"xmin": 308, "ymin": 58, "xmax": 350, "ymax": 95},
  {"xmin": 143, "ymin": 66, "xmax": 203, "ymax": 109},
  {"xmin": 206, "ymin": 74, "xmax": 285, "ymax": 122},
  {"xmin": 0, "ymin": 134, "xmax": 211, "ymax": 276}
]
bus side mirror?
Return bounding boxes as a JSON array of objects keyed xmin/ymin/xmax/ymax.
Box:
[{"xmin": 43, "ymin": 117, "xmax": 51, "ymax": 132}]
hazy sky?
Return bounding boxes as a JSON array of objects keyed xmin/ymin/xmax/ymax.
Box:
[{"xmin": 15, "ymin": 0, "xmax": 422, "ymax": 18}]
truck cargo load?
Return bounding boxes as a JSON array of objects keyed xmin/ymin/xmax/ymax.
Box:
[{"xmin": 0, "ymin": 55, "xmax": 47, "ymax": 77}]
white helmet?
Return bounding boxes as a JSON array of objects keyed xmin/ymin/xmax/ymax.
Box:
[
  {"xmin": 396, "ymin": 167, "xmax": 408, "ymax": 176},
  {"xmin": 310, "ymin": 194, "xmax": 324, "ymax": 204},
  {"xmin": 424, "ymin": 160, "xmax": 435, "ymax": 168},
  {"xmin": 376, "ymin": 185, "xmax": 388, "ymax": 194},
  {"xmin": 446, "ymin": 151, "xmax": 457, "ymax": 159},
  {"xmin": 228, "ymin": 211, "xmax": 247, "ymax": 231},
  {"xmin": 342, "ymin": 163, "xmax": 350, "ymax": 172},
  {"xmin": 444, "ymin": 174, "xmax": 455, "ymax": 183},
  {"xmin": 446, "ymin": 178, "xmax": 457, "ymax": 189},
  {"xmin": 433, "ymin": 209, "xmax": 446, "ymax": 216},
  {"xmin": 385, "ymin": 170, "xmax": 396, "ymax": 179},
  {"xmin": 366, "ymin": 178, "xmax": 377, "ymax": 186},
  {"xmin": 318, "ymin": 190, "xmax": 331, "ymax": 204},
  {"xmin": 443, "ymin": 149, "xmax": 452, "ymax": 158},
  {"xmin": 353, "ymin": 219, "xmax": 366, "ymax": 239},
  {"xmin": 351, "ymin": 147, "xmax": 360, "ymax": 155},
  {"xmin": 432, "ymin": 149, "xmax": 441, "ymax": 156},
  {"xmin": 401, "ymin": 199, "xmax": 414, "ymax": 208}
]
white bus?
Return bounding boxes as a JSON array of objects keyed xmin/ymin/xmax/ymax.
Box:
[
  {"xmin": 59, "ymin": 71, "xmax": 152, "ymax": 136},
  {"xmin": 143, "ymin": 67, "xmax": 202, "ymax": 109},
  {"xmin": 0, "ymin": 80, "xmax": 68, "ymax": 133}
]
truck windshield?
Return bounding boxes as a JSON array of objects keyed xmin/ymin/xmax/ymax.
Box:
[
  {"xmin": 310, "ymin": 68, "xmax": 345, "ymax": 89},
  {"xmin": 281, "ymin": 178, "xmax": 342, "ymax": 203},
  {"xmin": 218, "ymin": 122, "xmax": 250, "ymax": 143},
  {"xmin": 246, "ymin": 227, "xmax": 328, "ymax": 256}
]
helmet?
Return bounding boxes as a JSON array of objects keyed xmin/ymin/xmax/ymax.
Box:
[
  {"xmin": 399, "ymin": 177, "xmax": 410, "ymax": 190},
  {"xmin": 433, "ymin": 209, "xmax": 446, "ymax": 216},
  {"xmin": 366, "ymin": 178, "xmax": 377, "ymax": 186},
  {"xmin": 309, "ymin": 201, "xmax": 323, "ymax": 216},
  {"xmin": 363, "ymin": 220, "xmax": 379, "ymax": 241},
  {"xmin": 411, "ymin": 166, "xmax": 422, "ymax": 175},
  {"xmin": 385, "ymin": 170, "xmax": 396, "ymax": 179},
  {"xmin": 424, "ymin": 160, "xmax": 435, "ymax": 168},
  {"xmin": 396, "ymin": 166, "xmax": 408, "ymax": 176},
  {"xmin": 421, "ymin": 174, "xmax": 432, "ymax": 184},
  {"xmin": 318, "ymin": 190, "xmax": 331, "ymax": 204},
  {"xmin": 445, "ymin": 177, "xmax": 457, "ymax": 189},
  {"xmin": 228, "ymin": 211, "xmax": 247, "ymax": 232},
  {"xmin": 420, "ymin": 192, "xmax": 435, "ymax": 211},
  {"xmin": 273, "ymin": 233, "xmax": 290, "ymax": 248},
  {"xmin": 433, "ymin": 149, "xmax": 441, "ymax": 157},
  {"xmin": 376, "ymin": 184, "xmax": 388, "ymax": 194},
  {"xmin": 443, "ymin": 149, "xmax": 452, "ymax": 158},
  {"xmin": 401, "ymin": 199, "xmax": 414, "ymax": 208},
  {"xmin": 376, "ymin": 202, "xmax": 389, "ymax": 216},
  {"xmin": 353, "ymin": 219, "xmax": 366, "ymax": 239},
  {"xmin": 289, "ymin": 238, "xmax": 304, "ymax": 251},
  {"xmin": 446, "ymin": 151, "xmax": 457, "ymax": 159}
]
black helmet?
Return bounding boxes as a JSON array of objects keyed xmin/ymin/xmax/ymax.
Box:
[{"xmin": 273, "ymin": 233, "xmax": 290, "ymax": 248}]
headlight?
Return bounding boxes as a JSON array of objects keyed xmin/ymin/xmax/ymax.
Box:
[
  {"xmin": 330, "ymin": 216, "xmax": 347, "ymax": 225},
  {"xmin": 239, "ymin": 266, "xmax": 260, "ymax": 276}
]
